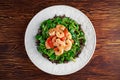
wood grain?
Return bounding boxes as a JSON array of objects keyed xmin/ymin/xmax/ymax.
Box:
[{"xmin": 0, "ymin": 0, "xmax": 120, "ymax": 80}]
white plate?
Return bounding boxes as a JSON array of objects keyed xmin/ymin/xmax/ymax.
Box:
[{"xmin": 25, "ymin": 5, "xmax": 96, "ymax": 75}]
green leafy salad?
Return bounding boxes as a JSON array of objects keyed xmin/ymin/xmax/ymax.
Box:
[{"xmin": 35, "ymin": 15, "xmax": 86, "ymax": 63}]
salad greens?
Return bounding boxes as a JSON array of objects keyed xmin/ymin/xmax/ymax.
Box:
[{"xmin": 35, "ymin": 16, "xmax": 86, "ymax": 63}]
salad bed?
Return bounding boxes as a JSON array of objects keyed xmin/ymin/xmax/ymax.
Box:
[{"xmin": 35, "ymin": 15, "xmax": 86, "ymax": 63}]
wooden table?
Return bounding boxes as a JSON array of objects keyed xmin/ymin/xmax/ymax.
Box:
[{"xmin": 0, "ymin": 0, "xmax": 120, "ymax": 80}]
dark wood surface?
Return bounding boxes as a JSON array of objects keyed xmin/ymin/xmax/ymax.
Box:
[{"xmin": 0, "ymin": 0, "xmax": 120, "ymax": 80}]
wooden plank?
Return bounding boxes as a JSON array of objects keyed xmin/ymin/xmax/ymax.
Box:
[{"xmin": 0, "ymin": 0, "xmax": 120, "ymax": 80}]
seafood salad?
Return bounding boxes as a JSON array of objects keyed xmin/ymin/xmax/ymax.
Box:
[
  {"xmin": 36, "ymin": 16, "xmax": 86, "ymax": 63},
  {"xmin": 46, "ymin": 25, "xmax": 74, "ymax": 56}
]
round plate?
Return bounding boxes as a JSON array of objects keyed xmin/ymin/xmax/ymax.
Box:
[{"xmin": 25, "ymin": 5, "xmax": 96, "ymax": 75}]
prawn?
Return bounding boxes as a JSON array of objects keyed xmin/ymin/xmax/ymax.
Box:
[
  {"xmin": 56, "ymin": 24, "xmax": 65, "ymax": 31},
  {"xmin": 52, "ymin": 36, "xmax": 58, "ymax": 46},
  {"xmin": 45, "ymin": 41, "xmax": 51, "ymax": 49},
  {"xmin": 49, "ymin": 28, "xmax": 56, "ymax": 36},
  {"xmin": 66, "ymin": 32, "xmax": 72, "ymax": 39},
  {"xmin": 64, "ymin": 39, "xmax": 72, "ymax": 51},
  {"xmin": 54, "ymin": 39, "xmax": 65, "ymax": 47},
  {"xmin": 52, "ymin": 36, "xmax": 57, "ymax": 43},
  {"xmin": 54, "ymin": 47, "xmax": 64, "ymax": 56},
  {"xmin": 56, "ymin": 30, "xmax": 64, "ymax": 38},
  {"xmin": 70, "ymin": 39, "xmax": 74, "ymax": 44},
  {"xmin": 56, "ymin": 39, "xmax": 65, "ymax": 47}
]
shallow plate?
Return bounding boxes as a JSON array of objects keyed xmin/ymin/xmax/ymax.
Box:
[{"xmin": 25, "ymin": 5, "xmax": 96, "ymax": 75}]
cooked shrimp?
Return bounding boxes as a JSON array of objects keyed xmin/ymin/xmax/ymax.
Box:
[
  {"xmin": 52, "ymin": 36, "xmax": 57, "ymax": 43},
  {"xmin": 54, "ymin": 47, "xmax": 64, "ymax": 56},
  {"xmin": 49, "ymin": 28, "xmax": 56, "ymax": 36},
  {"xmin": 70, "ymin": 39, "xmax": 74, "ymax": 44},
  {"xmin": 66, "ymin": 32, "xmax": 72, "ymax": 39},
  {"xmin": 54, "ymin": 39, "xmax": 65, "ymax": 47},
  {"xmin": 52, "ymin": 36, "xmax": 58, "ymax": 46},
  {"xmin": 64, "ymin": 39, "xmax": 72, "ymax": 51},
  {"xmin": 56, "ymin": 39, "xmax": 65, "ymax": 47},
  {"xmin": 45, "ymin": 41, "xmax": 51, "ymax": 49},
  {"xmin": 56, "ymin": 30, "xmax": 64, "ymax": 38},
  {"xmin": 56, "ymin": 24, "xmax": 65, "ymax": 31}
]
